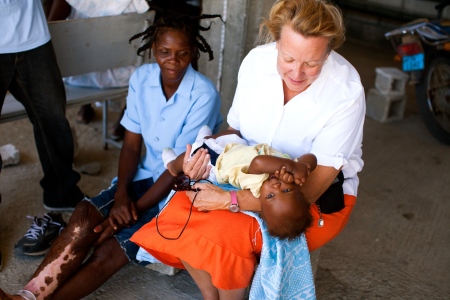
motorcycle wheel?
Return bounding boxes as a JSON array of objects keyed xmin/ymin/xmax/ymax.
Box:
[{"xmin": 415, "ymin": 56, "xmax": 450, "ymax": 145}]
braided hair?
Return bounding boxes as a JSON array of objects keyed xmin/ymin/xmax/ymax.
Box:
[{"xmin": 129, "ymin": 3, "xmax": 223, "ymax": 61}]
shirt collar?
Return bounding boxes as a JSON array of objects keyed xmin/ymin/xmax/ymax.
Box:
[
  {"xmin": 144, "ymin": 64, "xmax": 195, "ymax": 103},
  {"xmin": 173, "ymin": 64, "xmax": 195, "ymax": 102}
]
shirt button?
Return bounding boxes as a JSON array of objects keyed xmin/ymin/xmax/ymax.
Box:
[
  {"xmin": 160, "ymin": 117, "xmax": 165, "ymax": 122},
  {"xmin": 154, "ymin": 137, "xmax": 159, "ymax": 142},
  {"xmin": 155, "ymin": 171, "xmax": 159, "ymax": 175}
]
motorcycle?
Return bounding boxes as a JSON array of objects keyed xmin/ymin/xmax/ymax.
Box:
[{"xmin": 385, "ymin": 3, "xmax": 450, "ymax": 145}]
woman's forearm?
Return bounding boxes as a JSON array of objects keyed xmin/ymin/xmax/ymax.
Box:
[
  {"xmin": 236, "ymin": 189, "xmax": 262, "ymax": 212},
  {"xmin": 208, "ymin": 126, "xmax": 241, "ymax": 139}
]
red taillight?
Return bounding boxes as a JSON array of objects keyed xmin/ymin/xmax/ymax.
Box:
[{"xmin": 397, "ymin": 42, "xmax": 423, "ymax": 57}]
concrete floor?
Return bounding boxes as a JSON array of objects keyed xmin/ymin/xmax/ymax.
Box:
[{"xmin": 1, "ymin": 40, "xmax": 449, "ymax": 299}]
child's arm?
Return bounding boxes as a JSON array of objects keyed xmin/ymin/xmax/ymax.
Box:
[
  {"xmin": 248, "ymin": 155, "xmax": 294, "ymax": 175},
  {"xmin": 166, "ymin": 151, "xmax": 185, "ymax": 177},
  {"xmin": 283, "ymin": 153, "xmax": 317, "ymax": 185},
  {"xmin": 166, "ymin": 144, "xmax": 194, "ymax": 177},
  {"xmin": 248, "ymin": 153, "xmax": 317, "ymax": 185},
  {"xmin": 166, "ymin": 144, "xmax": 211, "ymax": 178}
]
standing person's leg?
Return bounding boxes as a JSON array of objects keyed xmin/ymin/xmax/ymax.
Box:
[
  {"xmin": 8, "ymin": 41, "xmax": 84, "ymax": 210},
  {"xmin": 0, "ymin": 153, "xmax": 2, "ymax": 272},
  {"xmin": 0, "ymin": 52, "xmax": 16, "ymax": 115},
  {"xmin": 0, "ymin": 52, "xmax": 16, "ymax": 274}
]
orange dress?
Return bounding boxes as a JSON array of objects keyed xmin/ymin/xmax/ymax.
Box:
[{"xmin": 131, "ymin": 191, "xmax": 356, "ymax": 290}]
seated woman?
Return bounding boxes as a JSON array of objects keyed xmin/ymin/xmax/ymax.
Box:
[
  {"xmin": 156, "ymin": 125, "xmax": 316, "ymax": 240},
  {"xmin": 130, "ymin": 0, "xmax": 365, "ymax": 299},
  {"xmin": 0, "ymin": 8, "xmax": 223, "ymax": 300}
]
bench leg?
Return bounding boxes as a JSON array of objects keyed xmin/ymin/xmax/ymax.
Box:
[{"xmin": 102, "ymin": 99, "xmax": 123, "ymax": 150}]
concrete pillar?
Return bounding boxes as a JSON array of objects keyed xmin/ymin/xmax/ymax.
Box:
[{"xmin": 198, "ymin": 0, "xmax": 275, "ymax": 130}]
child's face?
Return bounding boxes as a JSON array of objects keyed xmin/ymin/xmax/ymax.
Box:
[
  {"xmin": 260, "ymin": 175, "xmax": 302, "ymax": 217},
  {"xmin": 260, "ymin": 176, "xmax": 311, "ymax": 239}
]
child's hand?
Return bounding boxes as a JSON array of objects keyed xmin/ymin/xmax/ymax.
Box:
[
  {"xmin": 274, "ymin": 166, "xmax": 295, "ymax": 183},
  {"xmin": 291, "ymin": 162, "xmax": 313, "ymax": 186}
]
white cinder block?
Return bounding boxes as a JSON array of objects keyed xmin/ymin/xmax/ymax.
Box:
[
  {"xmin": 366, "ymin": 88, "xmax": 406, "ymax": 123},
  {"xmin": 375, "ymin": 67, "xmax": 409, "ymax": 96}
]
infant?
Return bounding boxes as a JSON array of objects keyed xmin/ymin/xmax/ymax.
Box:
[{"xmin": 163, "ymin": 126, "xmax": 317, "ymax": 240}]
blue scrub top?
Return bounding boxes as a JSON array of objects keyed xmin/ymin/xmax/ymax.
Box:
[{"xmin": 121, "ymin": 63, "xmax": 223, "ymax": 182}]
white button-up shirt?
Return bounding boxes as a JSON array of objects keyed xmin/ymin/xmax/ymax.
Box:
[{"xmin": 228, "ymin": 43, "xmax": 365, "ymax": 196}]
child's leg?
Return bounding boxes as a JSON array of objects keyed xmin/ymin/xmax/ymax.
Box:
[{"xmin": 205, "ymin": 134, "xmax": 248, "ymax": 154}]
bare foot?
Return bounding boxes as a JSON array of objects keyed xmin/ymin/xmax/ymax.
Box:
[{"xmin": 0, "ymin": 288, "xmax": 22, "ymax": 300}]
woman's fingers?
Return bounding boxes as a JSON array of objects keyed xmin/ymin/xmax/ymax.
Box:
[
  {"xmin": 186, "ymin": 183, "xmax": 229, "ymax": 211},
  {"xmin": 183, "ymin": 148, "xmax": 210, "ymax": 180}
]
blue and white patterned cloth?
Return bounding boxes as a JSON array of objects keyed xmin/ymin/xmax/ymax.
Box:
[
  {"xmin": 217, "ymin": 183, "xmax": 316, "ymax": 299},
  {"xmin": 244, "ymin": 210, "xmax": 316, "ymax": 300}
]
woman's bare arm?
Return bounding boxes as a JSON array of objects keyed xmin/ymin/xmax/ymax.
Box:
[
  {"xmin": 299, "ymin": 165, "xmax": 340, "ymax": 204},
  {"xmin": 187, "ymin": 182, "xmax": 262, "ymax": 212}
]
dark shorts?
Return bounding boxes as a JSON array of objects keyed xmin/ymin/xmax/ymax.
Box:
[{"xmin": 86, "ymin": 177, "xmax": 159, "ymax": 265}]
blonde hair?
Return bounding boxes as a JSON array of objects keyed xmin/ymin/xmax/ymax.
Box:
[{"xmin": 258, "ymin": 0, "xmax": 345, "ymax": 51}]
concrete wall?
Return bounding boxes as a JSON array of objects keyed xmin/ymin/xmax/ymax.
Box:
[
  {"xmin": 197, "ymin": 0, "xmax": 274, "ymax": 130},
  {"xmin": 342, "ymin": 0, "xmax": 450, "ymax": 19},
  {"xmin": 341, "ymin": 0, "xmax": 450, "ymax": 49}
]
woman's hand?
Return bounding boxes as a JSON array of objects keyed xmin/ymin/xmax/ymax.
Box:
[
  {"xmin": 186, "ymin": 182, "xmax": 230, "ymax": 211},
  {"xmin": 182, "ymin": 144, "xmax": 211, "ymax": 180}
]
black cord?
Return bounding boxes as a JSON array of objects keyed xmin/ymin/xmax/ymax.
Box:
[{"xmin": 156, "ymin": 190, "xmax": 199, "ymax": 240}]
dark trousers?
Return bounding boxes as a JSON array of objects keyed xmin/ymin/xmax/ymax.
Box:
[{"xmin": 0, "ymin": 41, "xmax": 83, "ymax": 207}]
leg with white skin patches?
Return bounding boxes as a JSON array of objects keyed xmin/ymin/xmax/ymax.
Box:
[
  {"xmin": 0, "ymin": 201, "xmax": 103, "ymax": 300},
  {"xmin": 50, "ymin": 237, "xmax": 129, "ymax": 300}
]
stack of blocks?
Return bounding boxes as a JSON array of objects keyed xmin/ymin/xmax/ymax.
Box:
[{"xmin": 366, "ymin": 67, "xmax": 409, "ymax": 123}]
